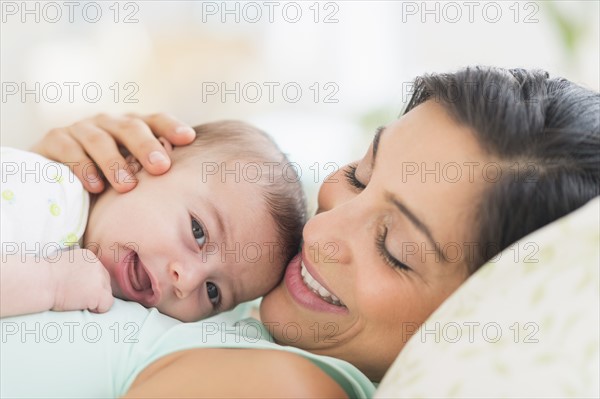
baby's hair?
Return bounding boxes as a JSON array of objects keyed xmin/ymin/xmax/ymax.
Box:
[{"xmin": 175, "ymin": 120, "xmax": 307, "ymax": 268}]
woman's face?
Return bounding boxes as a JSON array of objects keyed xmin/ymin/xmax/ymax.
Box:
[{"xmin": 260, "ymin": 100, "xmax": 496, "ymax": 381}]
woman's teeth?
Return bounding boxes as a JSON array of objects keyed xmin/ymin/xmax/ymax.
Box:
[{"xmin": 300, "ymin": 261, "xmax": 344, "ymax": 306}]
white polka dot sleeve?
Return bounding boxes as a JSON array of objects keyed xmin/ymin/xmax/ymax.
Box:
[{"xmin": 1, "ymin": 147, "xmax": 90, "ymax": 257}]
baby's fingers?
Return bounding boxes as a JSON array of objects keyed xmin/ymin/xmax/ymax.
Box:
[{"xmin": 89, "ymin": 293, "xmax": 115, "ymax": 314}]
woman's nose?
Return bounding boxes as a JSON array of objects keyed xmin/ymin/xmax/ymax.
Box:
[
  {"xmin": 168, "ymin": 261, "xmax": 206, "ymax": 299},
  {"xmin": 303, "ymin": 205, "xmax": 353, "ymax": 265},
  {"xmin": 316, "ymin": 168, "xmax": 356, "ymax": 214}
]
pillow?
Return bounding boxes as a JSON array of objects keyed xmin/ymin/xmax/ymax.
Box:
[{"xmin": 376, "ymin": 197, "xmax": 599, "ymax": 398}]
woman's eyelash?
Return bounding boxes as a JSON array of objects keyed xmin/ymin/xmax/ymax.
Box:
[
  {"xmin": 344, "ymin": 164, "xmax": 366, "ymax": 190},
  {"xmin": 375, "ymin": 226, "xmax": 412, "ymax": 272}
]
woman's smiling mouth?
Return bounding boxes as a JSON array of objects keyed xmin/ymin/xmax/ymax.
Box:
[
  {"xmin": 300, "ymin": 261, "xmax": 344, "ymax": 306},
  {"xmin": 284, "ymin": 253, "xmax": 348, "ymax": 314}
]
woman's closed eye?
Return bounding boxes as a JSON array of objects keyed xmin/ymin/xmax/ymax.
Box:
[
  {"xmin": 191, "ymin": 217, "xmax": 207, "ymax": 247},
  {"xmin": 344, "ymin": 163, "xmax": 366, "ymax": 190},
  {"xmin": 375, "ymin": 226, "xmax": 412, "ymax": 272}
]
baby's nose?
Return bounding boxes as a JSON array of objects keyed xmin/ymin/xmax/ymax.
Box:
[{"xmin": 168, "ymin": 261, "xmax": 207, "ymax": 299}]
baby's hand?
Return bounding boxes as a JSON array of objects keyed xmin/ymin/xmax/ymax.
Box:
[{"xmin": 49, "ymin": 249, "xmax": 114, "ymax": 313}]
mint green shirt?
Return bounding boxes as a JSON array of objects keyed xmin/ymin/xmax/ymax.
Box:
[{"xmin": 0, "ymin": 300, "xmax": 375, "ymax": 398}]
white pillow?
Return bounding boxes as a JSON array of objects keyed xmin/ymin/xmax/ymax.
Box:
[{"xmin": 376, "ymin": 197, "xmax": 600, "ymax": 398}]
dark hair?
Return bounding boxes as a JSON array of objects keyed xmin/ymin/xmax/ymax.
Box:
[
  {"xmin": 404, "ymin": 66, "xmax": 600, "ymax": 273},
  {"xmin": 181, "ymin": 121, "xmax": 306, "ymax": 268}
]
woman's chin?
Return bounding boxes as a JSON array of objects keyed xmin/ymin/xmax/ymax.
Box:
[{"xmin": 258, "ymin": 281, "xmax": 286, "ymax": 323}]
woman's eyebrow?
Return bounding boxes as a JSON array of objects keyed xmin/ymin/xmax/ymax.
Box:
[{"xmin": 385, "ymin": 191, "xmax": 449, "ymax": 264}]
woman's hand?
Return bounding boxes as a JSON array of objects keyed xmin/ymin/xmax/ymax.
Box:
[{"xmin": 31, "ymin": 113, "xmax": 196, "ymax": 193}]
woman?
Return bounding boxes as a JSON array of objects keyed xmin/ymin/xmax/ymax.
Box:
[{"xmin": 5, "ymin": 66, "xmax": 599, "ymax": 397}]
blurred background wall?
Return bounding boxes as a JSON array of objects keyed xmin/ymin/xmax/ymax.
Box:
[{"xmin": 1, "ymin": 0, "xmax": 598, "ymax": 211}]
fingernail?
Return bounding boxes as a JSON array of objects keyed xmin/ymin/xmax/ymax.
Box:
[
  {"xmin": 175, "ymin": 126, "xmax": 195, "ymax": 135},
  {"xmin": 117, "ymin": 169, "xmax": 132, "ymax": 184},
  {"xmin": 148, "ymin": 151, "xmax": 168, "ymax": 165},
  {"xmin": 89, "ymin": 179, "xmax": 102, "ymax": 190}
]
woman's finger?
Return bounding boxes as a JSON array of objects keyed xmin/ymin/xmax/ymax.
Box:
[
  {"xmin": 66, "ymin": 121, "xmax": 138, "ymax": 193},
  {"xmin": 93, "ymin": 114, "xmax": 195, "ymax": 175},
  {"xmin": 31, "ymin": 128, "xmax": 106, "ymax": 194},
  {"xmin": 133, "ymin": 112, "xmax": 196, "ymax": 146},
  {"xmin": 32, "ymin": 112, "xmax": 195, "ymax": 194},
  {"xmin": 92, "ymin": 113, "xmax": 185, "ymax": 176}
]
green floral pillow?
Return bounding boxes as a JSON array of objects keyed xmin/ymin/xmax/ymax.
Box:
[{"xmin": 376, "ymin": 197, "xmax": 599, "ymax": 398}]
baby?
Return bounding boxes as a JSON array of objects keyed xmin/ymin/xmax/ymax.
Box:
[{"xmin": 0, "ymin": 121, "xmax": 306, "ymax": 322}]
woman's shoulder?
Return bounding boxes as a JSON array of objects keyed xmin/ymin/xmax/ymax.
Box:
[
  {"xmin": 125, "ymin": 347, "xmax": 349, "ymax": 398},
  {"xmin": 123, "ymin": 317, "xmax": 375, "ymax": 398}
]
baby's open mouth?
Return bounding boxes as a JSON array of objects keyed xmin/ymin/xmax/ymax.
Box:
[
  {"xmin": 123, "ymin": 251, "xmax": 159, "ymax": 307},
  {"xmin": 129, "ymin": 253, "xmax": 152, "ymax": 292}
]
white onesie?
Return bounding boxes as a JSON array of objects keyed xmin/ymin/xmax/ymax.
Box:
[{"xmin": 0, "ymin": 147, "xmax": 89, "ymax": 258}]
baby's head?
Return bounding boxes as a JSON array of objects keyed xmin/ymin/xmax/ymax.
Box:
[{"xmin": 84, "ymin": 121, "xmax": 306, "ymax": 321}]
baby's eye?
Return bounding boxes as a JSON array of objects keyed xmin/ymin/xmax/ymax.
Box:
[
  {"xmin": 206, "ymin": 282, "xmax": 220, "ymax": 307},
  {"xmin": 191, "ymin": 218, "xmax": 206, "ymax": 247}
]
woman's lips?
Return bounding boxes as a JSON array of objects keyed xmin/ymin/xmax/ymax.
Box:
[
  {"xmin": 284, "ymin": 253, "xmax": 348, "ymax": 315},
  {"xmin": 116, "ymin": 249, "xmax": 160, "ymax": 307}
]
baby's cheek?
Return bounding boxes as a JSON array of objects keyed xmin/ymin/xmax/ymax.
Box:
[
  {"xmin": 262, "ymin": 260, "xmax": 287, "ymax": 292},
  {"xmin": 107, "ymin": 275, "xmax": 123, "ymax": 299},
  {"xmin": 97, "ymin": 258, "xmax": 119, "ymax": 297}
]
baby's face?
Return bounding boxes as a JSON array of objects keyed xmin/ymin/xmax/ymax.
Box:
[{"xmin": 84, "ymin": 154, "xmax": 283, "ymax": 322}]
